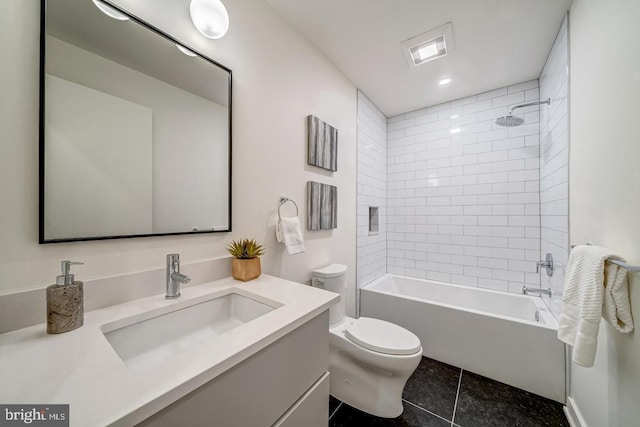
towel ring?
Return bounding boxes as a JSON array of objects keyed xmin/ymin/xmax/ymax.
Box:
[{"xmin": 278, "ymin": 197, "xmax": 299, "ymax": 220}]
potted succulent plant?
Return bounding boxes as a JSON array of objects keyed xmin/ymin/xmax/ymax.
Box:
[{"xmin": 227, "ymin": 238, "xmax": 265, "ymax": 282}]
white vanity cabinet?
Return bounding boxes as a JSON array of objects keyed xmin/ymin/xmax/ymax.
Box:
[
  {"xmin": 0, "ymin": 275, "xmax": 338, "ymax": 426},
  {"xmin": 273, "ymin": 372, "xmax": 330, "ymax": 427},
  {"xmin": 136, "ymin": 311, "xmax": 330, "ymax": 427}
]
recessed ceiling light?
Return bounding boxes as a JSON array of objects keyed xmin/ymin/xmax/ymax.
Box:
[
  {"xmin": 439, "ymin": 78, "xmax": 452, "ymax": 86},
  {"xmin": 92, "ymin": 0, "xmax": 129, "ymax": 21},
  {"xmin": 450, "ymin": 128, "xmax": 462, "ymax": 134}
]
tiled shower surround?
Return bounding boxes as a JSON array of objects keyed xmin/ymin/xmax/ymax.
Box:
[
  {"xmin": 539, "ymin": 16, "xmax": 569, "ymax": 318},
  {"xmin": 356, "ymin": 91, "xmax": 388, "ymax": 307},
  {"xmin": 386, "ymin": 81, "xmax": 542, "ymax": 293}
]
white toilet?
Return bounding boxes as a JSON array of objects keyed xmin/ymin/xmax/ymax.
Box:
[{"xmin": 311, "ymin": 264, "xmax": 422, "ymax": 418}]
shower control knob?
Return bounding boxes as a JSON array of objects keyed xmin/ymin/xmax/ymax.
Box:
[{"xmin": 536, "ymin": 253, "xmax": 554, "ymax": 277}]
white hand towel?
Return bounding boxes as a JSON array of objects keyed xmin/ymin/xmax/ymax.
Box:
[
  {"xmin": 276, "ymin": 216, "xmax": 305, "ymax": 255},
  {"xmin": 558, "ymin": 245, "xmax": 633, "ymax": 367},
  {"xmin": 603, "ymin": 261, "xmax": 634, "ymax": 333}
]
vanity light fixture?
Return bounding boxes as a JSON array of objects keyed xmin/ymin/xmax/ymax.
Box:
[
  {"xmin": 92, "ymin": 0, "xmax": 129, "ymax": 21},
  {"xmin": 190, "ymin": 0, "xmax": 230, "ymax": 39},
  {"xmin": 438, "ymin": 78, "xmax": 452, "ymax": 86},
  {"xmin": 176, "ymin": 44, "xmax": 198, "ymax": 57}
]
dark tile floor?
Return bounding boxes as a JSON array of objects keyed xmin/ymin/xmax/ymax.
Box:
[{"xmin": 328, "ymin": 357, "xmax": 568, "ymax": 427}]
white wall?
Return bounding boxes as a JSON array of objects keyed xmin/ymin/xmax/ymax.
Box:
[
  {"xmin": 356, "ymin": 91, "xmax": 387, "ymax": 311},
  {"xmin": 539, "ymin": 16, "xmax": 569, "ymax": 319},
  {"xmin": 0, "ymin": 0, "xmax": 357, "ymax": 315},
  {"xmin": 386, "ymin": 82, "xmax": 542, "ymax": 293},
  {"xmin": 568, "ymin": 0, "xmax": 640, "ymax": 425}
]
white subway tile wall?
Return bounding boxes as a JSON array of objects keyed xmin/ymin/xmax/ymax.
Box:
[
  {"xmin": 539, "ymin": 16, "xmax": 569, "ymax": 319},
  {"xmin": 357, "ymin": 91, "xmax": 387, "ymax": 310},
  {"xmin": 386, "ymin": 80, "xmax": 542, "ymax": 293}
]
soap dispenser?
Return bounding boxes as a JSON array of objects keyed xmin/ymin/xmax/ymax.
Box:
[{"xmin": 46, "ymin": 261, "xmax": 84, "ymax": 334}]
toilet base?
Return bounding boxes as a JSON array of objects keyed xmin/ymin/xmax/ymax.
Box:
[
  {"xmin": 328, "ymin": 319, "xmax": 422, "ymax": 418},
  {"xmin": 329, "ymin": 362, "xmax": 405, "ymax": 418}
]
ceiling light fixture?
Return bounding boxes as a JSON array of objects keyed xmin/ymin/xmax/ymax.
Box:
[
  {"xmin": 416, "ymin": 42, "xmax": 439, "ymax": 61},
  {"xmin": 409, "ymin": 36, "xmax": 447, "ymax": 65},
  {"xmin": 439, "ymin": 78, "xmax": 452, "ymax": 86},
  {"xmin": 402, "ymin": 22, "xmax": 455, "ymax": 67},
  {"xmin": 190, "ymin": 0, "xmax": 230, "ymax": 39},
  {"xmin": 92, "ymin": 0, "xmax": 129, "ymax": 21}
]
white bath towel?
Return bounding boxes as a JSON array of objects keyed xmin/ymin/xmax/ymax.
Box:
[
  {"xmin": 276, "ymin": 216, "xmax": 305, "ymax": 255},
  {"xmin": 558, "ymin": 245, "xmax": 634, "ymax": 367}
]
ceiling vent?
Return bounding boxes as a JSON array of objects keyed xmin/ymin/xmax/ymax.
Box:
[{"xmin": 402, "ymin": 22, "xmax": 455, "ymax": 67}]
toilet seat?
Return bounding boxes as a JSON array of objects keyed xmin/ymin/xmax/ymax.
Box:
[{"xmin": 344, "ymin": 317, "xmax": 421, "ymax": 355}]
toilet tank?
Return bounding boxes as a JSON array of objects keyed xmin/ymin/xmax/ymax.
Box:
[{"xmin": 311, "ymin": 264, "xmax": 347, "ymax": 324}]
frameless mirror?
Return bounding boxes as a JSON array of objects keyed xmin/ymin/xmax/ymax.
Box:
[{"xmin": 39, "ymin": 0, "xmax": 232, "ymax": 243}]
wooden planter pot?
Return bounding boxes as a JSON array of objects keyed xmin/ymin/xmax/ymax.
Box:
[{"xmin": 231, "ymin": 258, "xmax": 261, "ymax": 282}]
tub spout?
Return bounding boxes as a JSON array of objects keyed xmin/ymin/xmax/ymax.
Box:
[{"xmin": 522, "ymin": 285, "xmax": 552, "ymax": 298}]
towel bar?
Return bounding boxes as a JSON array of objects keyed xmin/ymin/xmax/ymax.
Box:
[
  {"xmin": 278, "ymin": 197, "xmax": 299, "ymax": 220},
  {"xmin": 607, "ymin": 259, "xmax": 640, "ymax": 273},
  {"xmin": 571, "ymin": 244, "xmax": 640, "ymax": 273}
]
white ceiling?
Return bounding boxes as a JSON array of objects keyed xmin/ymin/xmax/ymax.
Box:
[{"xmin": 265, "ymin": 0, "xmax": 572, "ymax": 117}]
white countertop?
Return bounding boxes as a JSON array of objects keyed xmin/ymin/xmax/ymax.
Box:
[{"xmin": 0, "ymin": 275, "xmax": 338, "ymax": 426}]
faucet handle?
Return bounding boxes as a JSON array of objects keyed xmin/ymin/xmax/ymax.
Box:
[{"xmin": 167, "ymin": 254, "xmax": 183, "ymax": 274}]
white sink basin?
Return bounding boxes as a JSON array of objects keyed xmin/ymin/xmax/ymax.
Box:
[{"xmin": 103, "ymin": 291, "xmax": 276, "ymax": 368}]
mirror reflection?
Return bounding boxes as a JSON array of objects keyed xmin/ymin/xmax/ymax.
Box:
[{"xmin": 41, "ymin": 0, "xmax": 231, "ymax": 242}]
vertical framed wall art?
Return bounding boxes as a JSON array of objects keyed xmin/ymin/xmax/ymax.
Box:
[
  {"xmin": 307, "ymin": 181, "xmax": 337, "ymax": 230},
  {"xmin": 307, "ymin": 115, "xmax": 338, "ymax": 171}
]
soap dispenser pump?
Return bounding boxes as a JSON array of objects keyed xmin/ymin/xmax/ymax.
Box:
[{"xmin": 46, "ymin": 261, "xmax": 84, "ymax": 334}]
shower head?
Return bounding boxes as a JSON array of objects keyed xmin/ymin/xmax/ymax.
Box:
[
  {"xmin": 495, "ymin": 98, "xmax": 551, "ymax": 127},
  {"xmin": 495, "ymin": 115, "xmax": 525, "ymax": 127}
]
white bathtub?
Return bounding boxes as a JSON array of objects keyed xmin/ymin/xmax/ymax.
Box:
[{"xmin": 360, "ymin": 274, "xmax": 565, "ymax": 403}]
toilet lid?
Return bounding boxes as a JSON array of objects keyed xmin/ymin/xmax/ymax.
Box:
[{"xmin": 344, "ymin": 317, "xmax": 421, "ymax": 355}]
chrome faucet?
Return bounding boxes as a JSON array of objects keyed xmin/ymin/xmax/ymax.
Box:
[
  {"xmin": 166, "ymin": 254, "xmax": 190, "ymax": 299},
  {"xmin": 522, "ymin": 285, "xmax": 552, "ymax": 297}
]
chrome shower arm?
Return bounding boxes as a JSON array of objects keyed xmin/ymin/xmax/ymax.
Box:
[{"xmin": 509, "ymin": 98, "xmax": 551, "ymax": 114}]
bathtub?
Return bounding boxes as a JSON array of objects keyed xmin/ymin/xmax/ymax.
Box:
[{"xmin": 360, "ymin": 274, "xmax": 565, "ymax": 403}]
